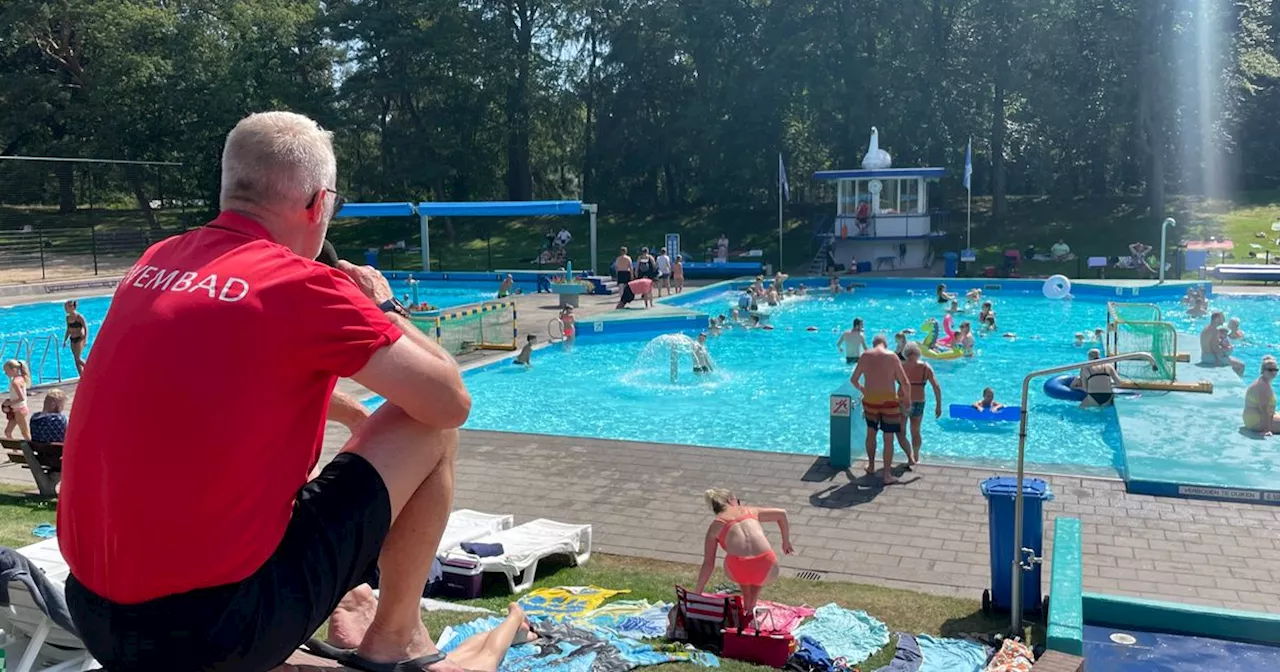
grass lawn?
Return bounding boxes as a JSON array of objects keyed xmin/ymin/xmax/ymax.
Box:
[{"xmin": 0, "ymin": 483, "xmax": 1017, "ymax": 670}]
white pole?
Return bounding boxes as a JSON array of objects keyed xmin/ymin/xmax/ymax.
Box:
[
  {"xmin": 1159, "ymin": 218, "xmax": 1176, "ymax": 284},
  {"xmin": 966, "ymin": 135, "xmax": 972, "ymax": 251},
  {"xmin": 420, "ymin": 213, "xmax": 431, "ymax": 271},
  {"xmin": 587, "ymin": 204, "xmax": 599, "ymax": 274}
]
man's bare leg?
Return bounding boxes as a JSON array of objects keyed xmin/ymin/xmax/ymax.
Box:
[
  {"xmin": 881, "ymin": 430, "xmax": 899, "ymax": 485},
  {"xmin": 328, "ymin": 403, "xmax": 460, "ymax": 668},
  {"xmin": 863, "ymin": 423, "xmax": 877, "ymax": 475}
]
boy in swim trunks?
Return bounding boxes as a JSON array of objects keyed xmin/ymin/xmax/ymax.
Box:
[
  {"xmin": 972, "ymin": 387, "xmax": 1003, "ymax": 411},
  {"xmin": 850, "ymin": 334, "xmax": 911, "ymax": 485},
  {"xmin": 837, "ymin": 318, "xmax": 867, "ymax": 364},
  {"xmin": 514, "ymin": 335, "xmax": 535, "ymax": 366}
]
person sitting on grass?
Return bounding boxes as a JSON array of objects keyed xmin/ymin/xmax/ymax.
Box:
[
  {"xmin": 1051, "ymin": 238, "xmax": 1072, "ymax": 261},
  {"xmin": 30, "ymin": 388, "xmax": 69, "ymax": 444},
  {"xmin": 972, "ymin": 387, "xmax": 1004, "ymax": 412},
  {"xmin": 1243, "ymin": 356, "xmax": 1280, "ymax": 435},
  {"xmin": 695, "ymin": 489, "xmax": 794, "ymax": 616}
]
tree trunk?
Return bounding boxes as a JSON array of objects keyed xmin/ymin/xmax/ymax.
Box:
[
  {"xmin": 505, "ymin": 0, "xmax": 535, "ymax": 201},
  {"xmin": 55, "ymin": 162, "xmax": 76, "ymax": 214},
  {"xmin": 581, "ymin": 15, "xmax": 598, "ymax": 202},
  {"xmin": 1137, "ymin": 0, "xmax": 1167, "ymax": 217},
  {"xmin": 124, "ymin": 165, "xmax": 160, "ymax": 232},
  {"xmin": 991, "ymin": 73, "xmax": 1007, "ymax": 217}
]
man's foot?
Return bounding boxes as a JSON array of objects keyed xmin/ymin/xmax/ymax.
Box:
[
  {"xmin": 507, "ymin": 603, "xmax": 538, "ymax": 644},
  {"xmin": 328, "ymin": 584, "xmax": 379, "ymax": 648},
  {"xmin": 864, "ymin": 463, "xmax": 876, "ymax": 476},
  {"xmin": 356, "ymin": 620, "xmax": 459, "ymax": 672},
  {"xmin": 882, "ymin": 474, "xmax": 900, "ymax": 485}
]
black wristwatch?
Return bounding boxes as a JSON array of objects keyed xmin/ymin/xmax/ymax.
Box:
[{"xmin": 378, "ymin": 297, "xmax": 411, "ymax": 318}]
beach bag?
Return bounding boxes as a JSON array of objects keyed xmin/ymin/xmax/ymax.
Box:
[
  {"xmin": 722, "ymin": 607, "xmax": 798, "ymax": 668},
  {"xmin": 668, "ymin": 586, "xmax": 742, "ymax": 653}
]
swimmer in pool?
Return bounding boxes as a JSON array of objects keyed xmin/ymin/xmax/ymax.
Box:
[
  {"xmin": 707, "ymin": 317, "xmax": 722, "ymax": 336},
  {"xmin": 1227, "ymin": 317, "xmax": 1245, "ymax": 340},
  {"xmin": 696, "ymin": 330, "xmax": 716, "ymax": 371},
  {"xmin": 972, "ymin": 387, "xmax": 1003, "ymax": 412},
  {"xmin": 948, "ymin": 300, "xmax": 961, "ymax": 314},
  {"xmin": 956, "ymin": 321, "xmax": 976, "ymax": 357},
  {"xmin": 978, "ymin": 301, "xmax": 994, "ymax": 324},
  {"xmin": 936, "ymin": 283, "xmax": 955, "ymax": 304},
  {"xmin": 1093, "ymin": 327, "xmax": 1105, "ymax": 345},
  {"xmin": 497, "ymin": 273, "xmax": 514, "ymax": 298},
  {"xmin": 894, "ymin": 331, "xmax": 908, "ymax": 360},
  {"xmin": 838, "ymin": 318, "xmax": 868, "ymax": 364},
  {"xmin": 965, "ymin": 288, "xmax": 982, "ymax": 305},
  {"xmin": 982, "ymin": 313, "xmax": 998, "ymax": 332},
  {"xmin": 1243, "ymin": 356, "xmax": 1280, "ymax": 434},
  {"xmin": 1074, "ymin": 332, "xmax": 1085, "ymax": 348},
  {"xmin": 1071, "ymin": 348, "xmax": 1122, "ymax": 408},
  {"xmin": 514, "ymin": 334, "xmax": 536, "ymax": 366},
  {"xmin": 829, "ymin": 275, "xmax": 843, "ymax": 294},
  {"xmin": 796, "ymin": 284, "xmax": 808, "ymax": 296}
]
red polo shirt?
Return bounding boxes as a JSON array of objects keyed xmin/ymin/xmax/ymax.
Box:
[{"xmin": 58, "ymin": 212, "xmax": 402, "ymax": 604}]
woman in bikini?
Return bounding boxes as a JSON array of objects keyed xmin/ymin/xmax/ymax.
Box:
[
  {"xmin": 901, "ymin": 342, "xmax": 942, "ymax": 466},
  {"xmin": 1072, "ymin": 348, "xmax": 1123, "ymax": 408},
  {"xmin": 1243, "ymin": 356, "xmax": 1280, "ymax": 434},
  {"xmin": 63, "ymin": 300, "xmax": 88, "ymax": 375},
  {"xmin": 3, "ymin": 359, "xmax": 31, "ymax": 440},
  {"xmin": 694, "ymin": 489, "xmax": 794, "ymax": 615}
]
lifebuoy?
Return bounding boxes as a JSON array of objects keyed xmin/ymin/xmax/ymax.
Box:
[{"xmin": 1043, "ymin": 275, "xmax": 1071, "ymax": 300}]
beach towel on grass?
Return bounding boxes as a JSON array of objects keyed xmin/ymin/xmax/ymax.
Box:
[
  {"xmin": 793, "ymin": 603, "xmax": 890, "ymax": 667},
  {"xmin": 983, "ymin": 639, "xmax": 1033, "ymax": 672},
  {"xmin": 873, "ymin": 633, "xmax": 923, "ymax": 672},
  {"xmin": 917, "ymin": 634, "xmax": 990, "ymax": 672},
  {"xmin": 519, "ymin": 586, "xmax": 630, "ymax": 621},
  {"xmin": 440, "ymin": 615, "xmax": 718, "ymax": 671},
  {"xmin": 582, "ymin": 600, "xmax": 672, "ymax": 639},
  {"xmin": 755, "ymin": 600, "xmax": 816, "ymax": 633}
]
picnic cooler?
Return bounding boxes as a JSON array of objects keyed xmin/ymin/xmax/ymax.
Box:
[
  {"xmin": 438, "ymin": 556, "xmax": 485, "ymax": 599},
  {"xmin": 721, "ymin": 608, "xmax": 797, "ymax": 668}
]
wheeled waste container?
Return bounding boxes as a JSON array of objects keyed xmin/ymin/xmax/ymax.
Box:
[
  {"xmin": 980, "ymin": 476, "xmax": 1053, "ymax": 615},
  {"xmin": 943, "ymin": 252, "xmax": 959, "ymax": 277}
]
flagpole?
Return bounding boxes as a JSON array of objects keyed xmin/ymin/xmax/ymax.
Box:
[
  {"xmin": 778, "ymin": 170, "xmax": 784, "ymax": 273},
  {"xmin": 966, "ymin": 135, "xmax": 972, "ymax": 251}
]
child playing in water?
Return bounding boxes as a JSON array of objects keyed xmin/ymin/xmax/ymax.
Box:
[
  {"xmin": 559, "ymin": 306, "xmax": 576, "ymax": 346},
  {"xmin": 948, "ymin": 300, "xmax": 961, "ymax": 314},
  {"xmin": 972, "ymin": 387, "xmax": 1004, "ymax": 412},
  {"xmin": 978, "ymin": 301, "xmax": 994, "ymax": 324},
  {"xmin": 828, "ymin": 275, "xmax": 842, "ymax": 294},
  {"xmin": 965, "ymin": 288, "xmax": 982, "ymax": 305},
  {"xmin": 797, "ymin": 283, "xmax": 808, "ymax": 296},
  {"xmin": 957, "ymin": 321, "xmax": 976, "ymax": 357},
  {"xmin": 1227, "ymin": 317, "xmax": 1245, "ymax": 340},
  {"xmin": 1093, "ymin": 328, "xmax": 1105, "ymax": 345},
  {"xmin": 693, "ymin": 333, "xmax": 714, "ymax": 373},
  {"xmin": 894, "ymin": 331, "xmax": 908, "ymax": 360},
  {"xmin": 707, "ymin": 317, "xmax": 722, "ymax": 336},
  {"xmin": 1216, "ymin": 327, "xmax": 1236, "ymax": 366},
  {"xmin": 673, "ymin": 254, "xmax": 685, "ymax": 293},
  {"xmin": 514, "ymin": 334, "xmax": 536, "ymax": 366},
  {"xmin": 1074, "ymin": 332, "xmax": 1085, "ymax": 347}
]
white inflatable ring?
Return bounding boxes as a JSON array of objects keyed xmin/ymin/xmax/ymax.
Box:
[{"xmin": 1043, "ymin": 274, "xmax": 1071, "ymax": 300}]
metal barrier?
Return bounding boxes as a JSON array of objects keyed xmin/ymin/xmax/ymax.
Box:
[
  {"xmin": 32, "ymin": 335, "xmax": 63, "ymax": 386},
  {"xmin": 0, "ymin": 225, "xmax": 188, "ymax": 281}
]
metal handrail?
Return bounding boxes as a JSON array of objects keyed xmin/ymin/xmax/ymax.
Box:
[
  {"xmin": 33, "ymin": 334, "xmax": 62, "ymax": 386},
  {"xmin": 1010, "ymin": 351, "xmax": 1158, "ymax": 634}
]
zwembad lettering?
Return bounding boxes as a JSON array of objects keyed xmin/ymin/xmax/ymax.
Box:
[{"xmin": 122, "ymin": 264, "xmax": 250, "ymax": 303}]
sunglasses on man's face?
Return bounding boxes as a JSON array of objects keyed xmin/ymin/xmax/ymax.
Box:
[
  {"xmin": 306, "ymin": 188, "xmax": 345, "ymax": 214},
  {"xmin": 1265, "ymin": 367, "xmax": 1279, "ymax": 373}
]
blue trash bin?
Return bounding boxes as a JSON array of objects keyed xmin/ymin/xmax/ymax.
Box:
[
  {"xmin": 980, "ymin": 476, "xmax": 1053, "ymax": 615},
  {"xmin": 364, "ymin": 249, "xmax": 379, "ymax": 268},
  {"xmin": 943, "ymin": 252, "xmax": 959, "ymax": 278}
]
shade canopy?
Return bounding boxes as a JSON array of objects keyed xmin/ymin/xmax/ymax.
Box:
[
  {"xmin": 416, "ymin": 201, "xmax": 584, "ymax": 217},
  {"xmin": 332, "ymin": 202, "xmax": 416, "ymax": 218}
]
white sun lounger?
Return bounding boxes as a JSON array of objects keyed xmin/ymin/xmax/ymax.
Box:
[
  {"xmin": 5, "ymin": 539, "xmax": 98, "ymax": 672},
  {"xmin": 440, "ymin": 519, "xmax": 592, "ymax": 594},
  {"xmin": 438, "ymin": 510, "xmax": 514, "ymax": 557}
]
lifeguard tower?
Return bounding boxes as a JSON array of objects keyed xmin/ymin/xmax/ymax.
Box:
[{"xmin": 812, "ymin": 127, "xmax": 945, "ymax": 272}]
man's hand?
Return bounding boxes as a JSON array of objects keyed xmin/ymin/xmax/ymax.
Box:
[
  {"xmin": 934, "ymin": 402, "xmax": 942, "ymax": 419},
  {"xmin": 337, "ymin": 260, "xmax": 394, "ymax": 305}
]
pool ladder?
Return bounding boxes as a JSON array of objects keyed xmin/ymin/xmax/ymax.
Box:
[{"xmin": 0, "ymin": 335, "xmax": 64, "ymax": 387}]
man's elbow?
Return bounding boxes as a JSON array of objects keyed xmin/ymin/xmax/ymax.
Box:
[{"xmin": 405, "ymin": 387, "xmax": 472, "ymax": 429}]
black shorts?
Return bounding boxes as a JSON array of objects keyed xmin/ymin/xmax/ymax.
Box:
[
  {"xmin": 66, "ymin": 453, "xmax": 392, "ymax": 672},
  {"xmin": 617, "ymin": 270, "xmax": 633, "ymax": 284},
  {"xmin": 620, "ymin": 284, "xmax": 636, "ymax": 304}
]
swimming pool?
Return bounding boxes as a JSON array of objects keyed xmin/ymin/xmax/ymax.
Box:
[
  {"xmin": 396, "ymin": 285, "xmax": 1280, "ymax": 476},
  {"xmin": 387, "ymin": 279, "xmax": 521, "ymax": 311}
]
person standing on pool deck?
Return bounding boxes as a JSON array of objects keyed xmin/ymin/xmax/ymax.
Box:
[
  {"xmin": 656, "ymin": 247, "xmax": 672, "ymax": 296},
  {"xmin": 63, "ymin": 300, "xmax": 89, "ymax": 375},
  {"xmin": 1201, "ymin": 311, "xmax": 1245, "ymax": 376},
  {"xmin": 615, "ymin": 276, "xmax": 654, "ymax": 309},
  {"xmin": 614, "ymin": 246, "xmax": 633, "ymax": 285},
  {"xmin": 900, "ymin": 342, "xmax": 941, "ymax": 466},
  {"xmin": 57, "ymin": 111, "xmax": 472, "ymax": 672},
  {"xmin": 837, "ymin": 318, "xmax": 868, "ymax": 364},
  {"xmin": 850, "ymin": 334, "xmax": 911, "ymax": 485}
]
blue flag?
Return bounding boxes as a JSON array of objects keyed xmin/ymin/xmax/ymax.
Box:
[
  {"xmin": 963, "ymin": 137, "xmax": 972, "ymax": 192},
  {"xmin": 779, "ymin": 153, "xmax": 790, "ymax": 202}
]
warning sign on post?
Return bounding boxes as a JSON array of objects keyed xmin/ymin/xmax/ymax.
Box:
[{"xmin": 830, "ymin": 396, "xmax": 851, "ymax": 417}]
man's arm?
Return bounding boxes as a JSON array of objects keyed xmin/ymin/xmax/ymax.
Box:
[
  {"xmin": 327, "ymin": 390, "xmax": 371, "ymax": 431},
  {"xmin": 353, "ymin": 313, "xmax": 471, "ymax": 429},
  {"xmin": 849, "ymin": 360, "xmax": 865, "ymax": 394}
]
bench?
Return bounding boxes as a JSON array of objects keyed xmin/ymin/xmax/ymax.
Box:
[
  {"xmin": 875, "ymin": 255, "xmax": 896, "ymax": 270},
  {"xmin": 1046, "ymin": 517, "xmax": 1083, "ymax": 656},
  {"xmin": 1, "ymin": 439, "xmax": 64, "ymax": 497}
]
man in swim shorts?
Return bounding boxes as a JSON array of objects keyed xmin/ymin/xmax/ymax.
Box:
[
  {"xmin": 615, "ymin": 276, "xmax": 654, "ymax": 309},
  {"xmin": 1201, "ymin": 311, "xmax": 1245, "ymax": 376},
  {"xmin": 59, "ymin": 112, "xmax": 471, "ymax": 672},
  {"xmin": 837, "ymin": 318, "xmax": 867, "ymax": 364},
  {"xmin": 850, "ymin": 334, "xmax": 911, "ymax": 485}
]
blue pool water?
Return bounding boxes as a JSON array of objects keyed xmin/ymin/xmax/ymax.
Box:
[
  {"xmin": 442, "ymin": 288, "xmax": 1280, "ymax": 474},
  {"xmin": 1084, "ymin": 624, "xmax": 1280, "ymax": 670},
  {"xmin": 387, "ymin": 279, "xmax": 520, "ymax": 310}
]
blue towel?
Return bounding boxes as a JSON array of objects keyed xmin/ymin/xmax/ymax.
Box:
[
  {"xmin": 461, "ymin": 542, "xmax": 505, "ymax": 557},
  {"xmin": 31, "ymin": 524, "xmax": 55, "ymax": 539},
  {"xmin": 874, "ymin": 633, "xmax": 923, "ymax": 672},
  {"xmin": 917, "ymin": 635, "xmax": 990, "ymax": 672},
  {"xmin": 793, "ymin": 603, "xmax": 890, "ymax": 667},
  {"xmin": 791, "ymin": 635, "xmax": 835, "ymax": 670}
]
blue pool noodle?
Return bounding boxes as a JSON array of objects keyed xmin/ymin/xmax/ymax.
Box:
[{"xmin": 949, "ymin": 403, "xmax": 1021, "ymax": 422}]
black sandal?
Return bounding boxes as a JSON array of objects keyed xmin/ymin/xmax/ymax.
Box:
[{"xmin": 303, "ymin": 638, "xmax": 449, "ymax": 672}]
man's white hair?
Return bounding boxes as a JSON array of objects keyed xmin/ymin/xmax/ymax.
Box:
[{"xmin": 220, "ymin": 111, "xmax": 336, "ymax": 211}]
